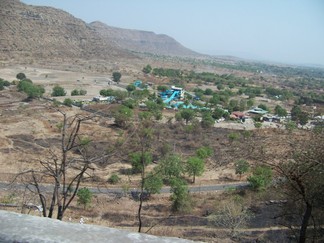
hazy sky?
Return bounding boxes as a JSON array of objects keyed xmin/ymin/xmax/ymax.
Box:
[{"xmin": 21, "ymin": 0, "xmax": 324, "ymax": 66}]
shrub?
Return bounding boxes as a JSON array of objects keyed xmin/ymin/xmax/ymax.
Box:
[
  {"xmin": 234, "ymin": 159, "xmax": 250, "ymax": 179},
  {"xmin": 258, "ymin": 104, "xmax": 269, "ymax": 111},
  {"xmin": 63, "ymin": 98, "xmax": 73, "ymax": 107},
  {"xmin": 196, "ymin": 146, "xmax": 213, "ymax": 159},
  {"xmin": 228, "ymin": 132, "xmax": 240, "ymax": 142},
  {"xmin": 170, "ymin": 178, "xmax": 192, "ymax": 213},
  {"xmin": 71, "ymin": 89, "xmax": 79, "ymax": 96},
  {"xmin": 16, "ymin": 72, "xmax": 26, "ymax": 80},
  {"xmin": 77, "ymin": 187, "xmax": 93, "ymax": 209},
  {"xmin": 108, "ymin": 174, "xmax": 121, "ymax": 184},
  {"xmin": 17, "ymin": 80, "xmax": 45, "ymax": 99},
  {"xmin": 248, "ymin": 166, "xmax": 272, "ymax": 191},
  {"xmin": 0, "ymin": 78, "xmax": 10, "ymax": 90},
  {"xmin": 112, "ymin": 72, "xmax": 121, "ymax": 83},
  {"xmin": 79, "ymin": 89, "xmax": 87, "ymax": 95},
  {"xmin": 51, "ymin": 85, "xmax": 66, "ymax": 97},
  {"xmin": 144, "ymin": 172, "xmax": 163, "ymax": 194},
  {"xmin": 254, "ymin": 122, "xmax": 262, "ymax": 129}
]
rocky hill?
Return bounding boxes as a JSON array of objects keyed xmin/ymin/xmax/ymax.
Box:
[
  {"xmin": 90, "ymin": 21, "xmax": 198, "ymax": 57},
  {"xmin": 0, "ymin": 0, "xmax": 198, "ymax": 64}
]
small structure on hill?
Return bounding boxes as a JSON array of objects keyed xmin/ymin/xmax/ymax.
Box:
[{"xmin": 248, "ymin": 107, "xmax": 268, "ymax": 115}]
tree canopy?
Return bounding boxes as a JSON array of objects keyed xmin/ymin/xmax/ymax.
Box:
[
  {"xmin": 16, "ymin": 72, "xmax": 26, "ymax": 80},
  {"xmin": 112, "ymin": 72, "xmax": 122, "ymax": 83},
  {"xmin": 186, "ymin": 156, "xmax": 205, "ymax": 183},
  {"xmin": 17, "ymin": 80, "xmax": 45, "ymax": 99},
  {"xmin": 51, "ymin": 85, "xmax": 66, "ymax": 97}
]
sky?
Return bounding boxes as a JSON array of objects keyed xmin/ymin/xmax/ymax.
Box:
[{"xmin": 21, "ymin": 0, "xmax": 324, "ymax": 66}]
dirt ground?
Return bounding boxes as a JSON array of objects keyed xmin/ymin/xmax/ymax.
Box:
[{"xmin": 0, "ymin": 65, "xmax": 140, "ymax": 102}]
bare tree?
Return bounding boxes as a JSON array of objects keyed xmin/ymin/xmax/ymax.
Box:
[
  {"xmin": 15, "ymin": 109, "xmax": 116, "ymax": 220},
  {"xmin": 209, "ymin": 200, "xmax": 252, "ymax": 237},
  {"xmin": 271, "ymin": 131, "xmax": 324, "ymax": 243},
  {"xmin": 133, "ymin": 119, "xmax": 155, "ymax": 233}
]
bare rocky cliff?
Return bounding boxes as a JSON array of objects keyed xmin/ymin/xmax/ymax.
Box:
[{"xmin": 0, "ymin": 0, "xmax": 198, "ymax": 64}]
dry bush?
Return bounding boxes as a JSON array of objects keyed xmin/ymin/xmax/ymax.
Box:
[{"xmin": 148, "ymin": 226, "xmax": 181, "ymax": 238}]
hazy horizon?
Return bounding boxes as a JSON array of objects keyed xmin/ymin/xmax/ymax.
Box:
[{"xmin": 21, "ymin": 0, "xmax": 324, "ymax": 66}]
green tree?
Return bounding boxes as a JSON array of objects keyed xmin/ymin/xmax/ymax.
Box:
[
  {"xmin": 247, "ymin": 166, "xmax": 272, "ymax": 191},
  {"xmin": 186, "ymin": 156, "xmax": 205, "ymax": 183},
  {"xmin": 71, "ymin": 89, "xmax": 79, "ymax": 96},
  {"xmin": 112, "ymin": 72, "xmax": 122, "ymax": 83},
  {"xmin": 213, "ymin": 107, "xmax": 225, "ymax": 119},
  {"xmin": 144, "ymin": 172, "xmax": 163, "ymax": 194},
  {"xmin": 79, "ymin": 89, "xmax": 87, "ymax": 95},
  {"xmin": 170, "ymin": 178, "xmax": 191, "ymax": 213},
  {"xmin": 114, "ymin": 90, "xmax": 128, "ymax": 103},
  {"xmin": 114, "ymin": 105, "xmax": 133, "ymax": 128},
  {"xmin": 228, "ymin": 99, "xmax": 239, "ymax": 112},
  {"xmin": 299, "ymin": 112, "xmax": 309, "ymax": 126},
  {"xmin": 130, "ymin": 151, "xmax": 152, "ymax": 174},
  {"xmin": 100, "ymin": 89, "xmax": 115, "ymax": 97},
  {"xmin": 63, "ymin": 98, "xmax": 73, "ymax": 107},
  {"xmin": 196, "ymin": 146, "xmax": 213, "ymax": 159},
  {"xmin": 234, "ymin": 159, "xmax": 249, "ymax": 179},
  {"xmin": 239, "ymin": 99, "xmax": 246, "ymax": 111},
  {"xmin": 291, "ymin": 105, "xmax": 302, "ymax": 121},
  {"xmin": 258, "ymin": 104, "xmax": 269, "ymax": 111},
  {"xmin": 145, "ymin": 100, "xmax": 163, "ymax": 120},
  {"xmin": 142, "ymin": 64, "xmax": 152, "ymax": 74},
  {"xmin": 122, "ymin": 99, "xmax": 137, "ymax": 109},
  {"xmin": 285, "ymin": 120, "xmax": 297, "ymax": 132},
  {"xmin": 158, "ymin": 154, "xmax": 185, "ymax": 184},
  {"xmin": 0, "ymin": 78, "xmax": 10, "ymax": 90},
  {"xmin": 217, "ymin": 84, "xmax": 224, "ymax": 90},
  {"xmin": 129, "ymin": 124, "xmax": 155, "ymax": 233},
  {"xmin": 16, "ymin": 72, "xmax": 26, "ymax": 80},
  {"xmin": 17, "ymin": 80, "xmax": 45, "ymax": 99},
  {"xmin": 291, "ymin": 105, "xmax": 309, "ymax": 125},
  {"xmin": 274, "ymin": 105, "xmax": 287, "ymax": 117},
  {"xmin": 108, "ymin": 174, "xmax": 121, "ymax": 184},
  {"xmin": 126, "ymin": 84, "xmax": 136, "ymax": 93},
  {"xmin": 204, "ymin": 88, "xmax": 213, "ymax": 95},
  {"xmin": 51, "ymin": 85, "xmax": 66, "ymax": 97},
  {"xmin": 201, "ymin": 112, "xmax": 215, "ymax": 129},
  {"xmin": 247, "ymin": 98, "xmax": 254, "ymax": 108},
  {"xmin": 180, "ymin": 109, "xmax": 195, "ymax": 125},
  {"xmin": 77, "ymin": 187, "xmax": 93, "ymax": 209}
]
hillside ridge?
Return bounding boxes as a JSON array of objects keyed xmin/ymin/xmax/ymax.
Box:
[{"xmin": 0, "ymin": 0, "xmax": 198, "ymax": 65}]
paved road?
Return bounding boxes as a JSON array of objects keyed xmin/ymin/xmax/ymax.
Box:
[{"xmin": 0, "ymin": 181, "xmax": 249, "ymax": 195}]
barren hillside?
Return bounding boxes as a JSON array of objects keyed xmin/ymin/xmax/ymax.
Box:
[
  {"xmin": 0, "ymin": 0, "xmax": 199, "ymax": 66},
  {"xmin": 90, "ymin": 21, "xmax": 198, "ymax": 57}
]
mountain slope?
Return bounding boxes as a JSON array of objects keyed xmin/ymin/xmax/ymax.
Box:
[
  {"xmin": 0, "ymin": 0, "xmax": 199, "ymax": 64},
  {"xmin": 0, "ymin": 0, "xmax": 134, "ymax": 62},
  {"xmin": 90, "ymin": 21, "xmax": 198, "ymax": 57}
]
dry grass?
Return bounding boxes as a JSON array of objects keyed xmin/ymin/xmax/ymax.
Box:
[{"xmin": 0, "ymin": 70, "xmax": 313, "ymax": 242}]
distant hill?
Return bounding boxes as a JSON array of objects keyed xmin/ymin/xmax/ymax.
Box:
[
  {"xmin": 89, "ymin": 21, "xmax": 199, "ymax": 57},
  {"xmin": 0, "ymin": 0, "xmax": 198, "ymax": 64}
]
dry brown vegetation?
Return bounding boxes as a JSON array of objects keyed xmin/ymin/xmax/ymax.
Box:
[{"xmin": 1, "ymin": 82, "xmax": 316, "ymax": 242}]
